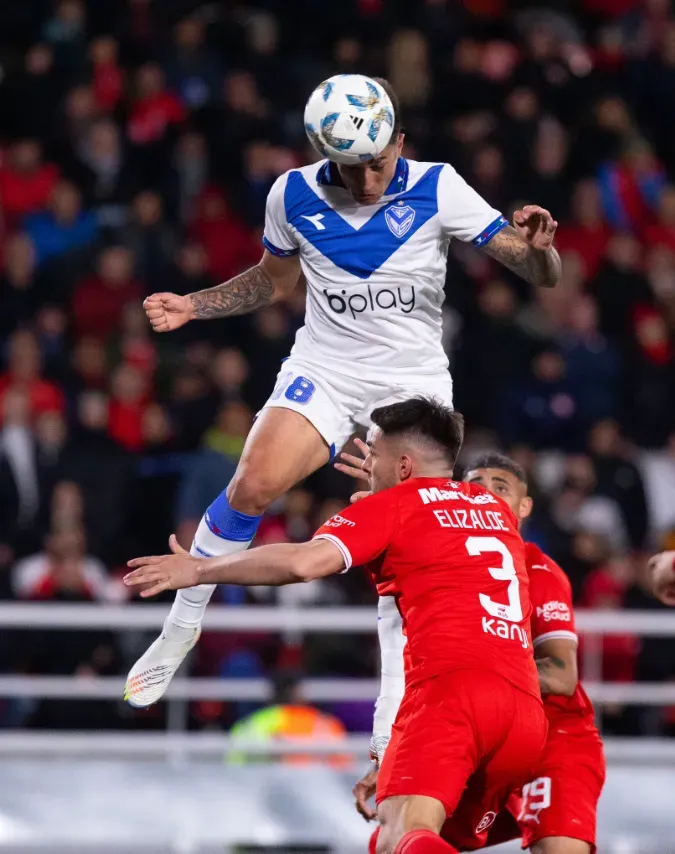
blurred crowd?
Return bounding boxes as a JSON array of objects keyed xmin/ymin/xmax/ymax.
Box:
[{"xmin": 1, "ymin": 0, "xmax": 675, "ymax": 736}]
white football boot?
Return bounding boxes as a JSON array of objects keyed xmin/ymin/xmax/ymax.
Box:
[{"xmin": 124, "ymin": 625, "xmax": 200, "ymax": 708}]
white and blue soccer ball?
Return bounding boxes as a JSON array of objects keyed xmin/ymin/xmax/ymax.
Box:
[{"xmin": 304, "ymin": 74, "xmax": 395, "ymax": 165}]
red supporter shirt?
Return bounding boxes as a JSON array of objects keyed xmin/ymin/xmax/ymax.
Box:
[
  {"xmin": 0, "ymin": 162, "xmax": 60, "ymax": 223},
  {"xmin": 0, "ymin": 375, "xmax": 65, "ymax": 423},
  {"xmin": 526, "ymin": 542, "xmax": 598, "ymax": 736},
  {"xmin": 313, "ymin": 478, "xmax": 540, "ymax": 700},
  {"xmin": 128, "ymin": 93, "xmax": 186, "ymax": 145},
  {"xmin": 72, "ymin": 276, "xmax": 143, "ymax": 340}
]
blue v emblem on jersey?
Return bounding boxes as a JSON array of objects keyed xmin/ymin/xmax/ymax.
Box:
[
  {"xmin": 385, "ymin": 203, "xmax": 415, "ymax": 238},
  {"xmin": 284, "ymin": 163, "xmax": 442, "ymax": 280}
]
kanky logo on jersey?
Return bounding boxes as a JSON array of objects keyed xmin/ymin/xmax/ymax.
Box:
[{"xmin": 385, "ymin": 201, "xmax": 416, "ymax": 238}]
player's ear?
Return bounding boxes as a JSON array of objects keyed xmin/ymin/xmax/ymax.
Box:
[
  {"xmin": 519, "ymin": 495, "xmax": 533, "ymax": 523},
  {"xmin": 399, "ymin": 455, "xmax": 413, "ymax": 481}
]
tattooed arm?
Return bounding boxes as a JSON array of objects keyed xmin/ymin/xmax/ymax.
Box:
[
  {"xmin": 535, "ymin": 637, "xmax": 578, "ymax": 697},
  {"xmin": 143, "ymin": 251, "xmax": 301, "ymax": 332},
  {"xmin": 481, "ymin": 205, "xmax": 561, "ymax": 288}
]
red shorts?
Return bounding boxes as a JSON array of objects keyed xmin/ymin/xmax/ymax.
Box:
[
  {"xmin": 376, "ymin": 670, "xmax": 547, "ymax": 848},
  {"xmin": 518, "ymin": 731, "xmax": 605, "ymax": 852}
]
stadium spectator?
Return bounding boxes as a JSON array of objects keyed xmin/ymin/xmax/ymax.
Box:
[
  {"xmin": 163, "ymin": 17, "xmax": 224, "ymax": 111},
  {"xmin": 121, "ymin": 190, "xmax": 176, "ymax": 286},
  {"xmin": 72, "ymin": 246, "xmax": 141, "ymax": 340},
  {"xmin": 0, "ymin": 331, "xmax": 65, "ymax": 425},
  {"xmin": 169, "ymin": 131, "xmax": 210, "ymax": 222},
  {"xmin": 0, "ymin": 140, "xmax": 60, "ymax": 227},
  {"xmin": 107, "ymin": 363, "xmax": 151, "ymax": 452},
  {"xmin": 63, "ymin": 118, "xmax": 138, "ymax": 223},
  {"xmin": 88, "ymin": 36, "xmax": 123, "ymax": 115},
  {"xmin": 588, "ymin": 419, "xmax": 649, "ymax": 549},
  {"xmin": 0, "ymin": 234, "xmax": 41, "ymax": 339},
  {"xmin": 24, "ymin": 180, "xmax": 98, "ymax": 268},
  {"xmin": 1, "ymin": 44, "xmax": 62, "ymax": 141},
  {"xmin": 127, "ymin": 62, "xmax": 185, "ymax": 148},
  {"xmin": 559, "ymin": 294, "xmax": 620, "ymax": 427},
  {"xmin": 12, "ymin": 526, "xmax": 110, "ymax": 603},
  {"xmin": 189, "ymin": 186, "xmax": 259, "ymax": 282},
  {"xmin": 554, "ymin": 180, "xmax": 613, "ymax": 280},
  {"xmin": 501, "ymin": 349, "xmax": 583, "ymax": 450}
]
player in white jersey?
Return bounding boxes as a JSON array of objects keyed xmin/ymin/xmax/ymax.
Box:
[{"xmin": 125, "ymin": 77, "xmax": 561, "ymax": 706}]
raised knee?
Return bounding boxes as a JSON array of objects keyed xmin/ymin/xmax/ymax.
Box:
[{"xmin": 226, "ymin": 464, "xmax": 282, "ymax": 516}]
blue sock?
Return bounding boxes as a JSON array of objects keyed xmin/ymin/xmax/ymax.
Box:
[{"xmin": 166, "ymin": 490, "xmax": 262, "ymax": 637}]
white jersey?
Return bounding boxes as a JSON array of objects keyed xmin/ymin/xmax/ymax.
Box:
[{"xmin": 263, "ymin": 157, "xmax": 506, "ymax": 376}]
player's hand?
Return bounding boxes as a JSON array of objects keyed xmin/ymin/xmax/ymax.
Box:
[
  {"xmin": 512, "ymin": 205, "xmax": 558, "ymax": 251},
  {"xmin": 353, "ymin": 765, "xmax": 378, "ymax": 821},
  {"xmin": 143, "ymin": 292, "xmax": 194, "ymax": 332},
  {"xmin": 648, "ymin": 551, "xmax": 675, "ymax": 606},
  {"xmin": 334, "ymin": 437, "xmax": 370, "ymax": 481},
  {"xmin": 334, "ymin": 438, "xmax": 372, "ymax": 503},
  {"xmin": 124, "ymin": 535, "xmax": 200, "ymax": 597}
]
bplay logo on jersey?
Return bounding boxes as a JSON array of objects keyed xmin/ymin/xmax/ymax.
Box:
[{"xmin": 322, "ymin": 285, "xmax": 416, "ymax": 319}]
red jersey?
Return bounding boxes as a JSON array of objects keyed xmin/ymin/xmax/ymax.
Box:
[
  {"xmin": 526, "ymin": 542, "xmax": 598, "ymax": 735},
  {"xmin": 314, "ymin": 478, "xmax": 540, "ymax": 700}
]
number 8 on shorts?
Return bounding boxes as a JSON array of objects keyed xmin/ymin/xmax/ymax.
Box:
[{"xmin": 284, "ymin": 376, "xmax": 316, "ymax": 404}]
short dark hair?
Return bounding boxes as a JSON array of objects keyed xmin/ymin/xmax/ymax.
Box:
[
  {"xmin": 372, "ymin": 77, "xmax": 402, "ymax": 136},
  {"xmin": 370, "ymin": 396, "xmax": 464, "ymax": 467},
  {"xmin": 466, "ymin": 452, "xmax": 527, "ymax": 486}
]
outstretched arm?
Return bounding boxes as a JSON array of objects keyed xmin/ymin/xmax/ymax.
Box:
[
  {"xmin": 123, "ymin": 534, "xmax": 344, "ymax": 597},
  {"xmin": 481, "ymin": 205, "xmax": 561, "ymax": 288},
  {"xmin": 535, "ymin": 636, "xmax": 578, "ymax": 696},
  {"xmin": 189, "ymin": 251, "xmax": 300, "ymax": 319},
  {"xmin": 144, "ymin": 251, "xmax": 301, "ymax": 332}
]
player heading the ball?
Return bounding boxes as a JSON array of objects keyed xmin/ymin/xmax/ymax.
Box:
[{"xmin": 124, "ymin": 73, "xmax": 561, "ymax": 710}]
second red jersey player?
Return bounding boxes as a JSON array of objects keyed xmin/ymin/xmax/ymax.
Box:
[
  {"xmin": 464, "ymin": 455, "xmax": 605, "ymax": 854},
  {"xmin": 516, "ymin": 540, "xmax": 605, "ymax": 852}
]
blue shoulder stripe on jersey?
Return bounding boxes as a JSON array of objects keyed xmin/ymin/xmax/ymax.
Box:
[
  {"xmin": 471, "ymin": 215, "xmax": 508, "ymax": 247},
  {"xmin": 263, "ymin": 235, "xmax": 299, "ymax": 257},
  {"xmin": 316, "ymin": 157, "xmax": 409, "ymax": 194},
  {"xmin": 285, "ymin": 163, "xmax": 442, "ymax": 280}
]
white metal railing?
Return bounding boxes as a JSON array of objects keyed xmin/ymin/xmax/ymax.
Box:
[
  {"xmin": 1, "ymin": 675, "xmax": 675, "ymax": 704},
  {"xmin": 1, "ymin": 605, "xmax": 674, "ymax": 705},
  {"xmin": 0, "ymin": 732, "xmax": 672, "ymax": 764},
  {"xmin": 1, "ymin": 603, "xmax": 674, "ymax": 633}
]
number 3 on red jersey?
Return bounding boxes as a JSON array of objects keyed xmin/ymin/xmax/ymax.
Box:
[{"xmin": 466, "ymin": 536, "xmax": 523, "ymax": 623}]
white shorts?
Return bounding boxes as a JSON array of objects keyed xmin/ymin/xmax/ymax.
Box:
[{"xmin": 262, "ymin": 356, "xmax": 454, "ymax": 458}]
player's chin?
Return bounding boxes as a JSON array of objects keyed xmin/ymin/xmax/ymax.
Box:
[{"xmin": 351, "ymin": 192, "xmax": 381, "ymax": 205}]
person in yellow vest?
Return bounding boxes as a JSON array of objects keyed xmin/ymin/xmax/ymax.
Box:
[{"xmin": 227, "ymin": 671, "xmax": 350, "ymax": 767}]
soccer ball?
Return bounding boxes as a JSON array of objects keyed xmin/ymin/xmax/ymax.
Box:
[{"xmin": 304, "ymin": 74, "xmax": 395, "ymax": 165}]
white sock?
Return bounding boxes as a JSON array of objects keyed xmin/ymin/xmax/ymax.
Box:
[{"xmin": 163, "ymin": 495, "xmax": 261, "ymax": 642}]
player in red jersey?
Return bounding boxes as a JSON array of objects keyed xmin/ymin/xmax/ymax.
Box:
[
  {"xmin": 124, "ymin": 398, "xmax": 547, "ymax": 854},
  {"xmin": 347, "ymin": 451, "xmax": 604, "ymax": 854},
  {"xmin": 463, "ymin": 453, "xmax": 606, "ymax": 854}
]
